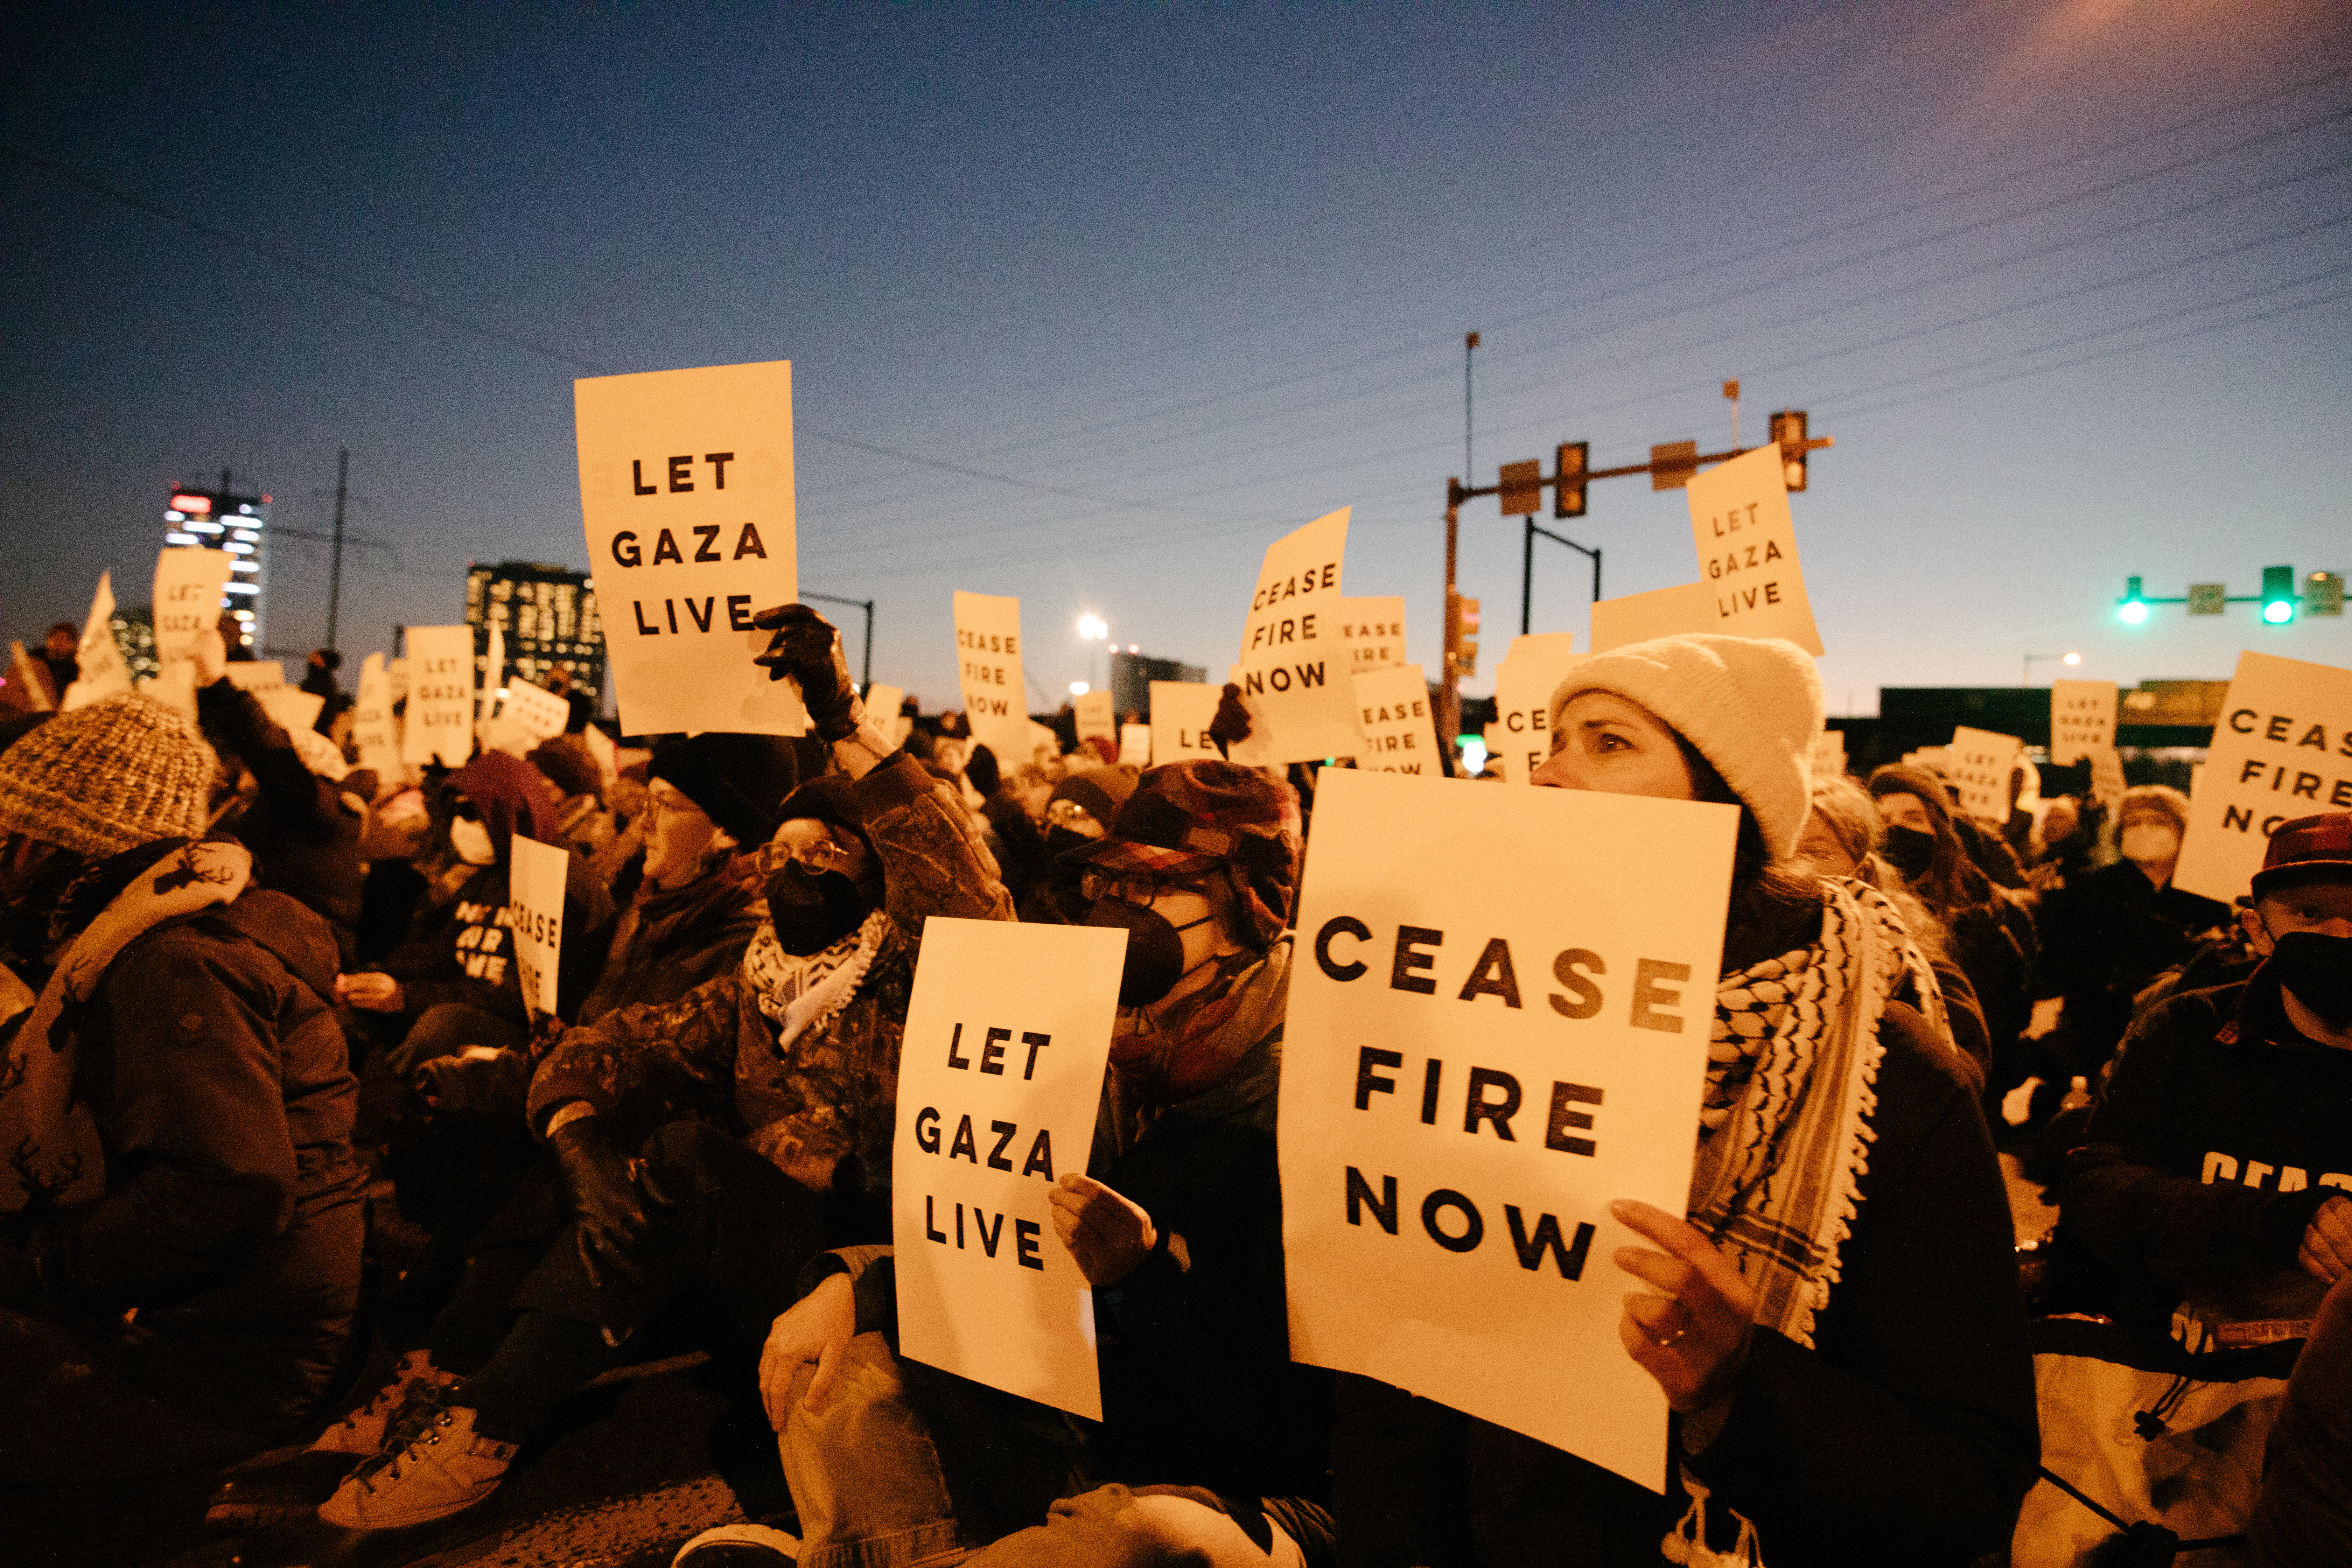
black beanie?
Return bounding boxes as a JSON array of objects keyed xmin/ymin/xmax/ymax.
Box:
[
  {"xmin": 649, "ymin": 733, "xmax": 800, "ymax": 846},
  {"xmin": 777, "ymin": 774, "xmax": 871, "ymax": 853}
]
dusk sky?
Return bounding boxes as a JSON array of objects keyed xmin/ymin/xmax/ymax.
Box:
[{"xmin": 7, "ymin": 1, "xmax": 2349, "ymax": 719}]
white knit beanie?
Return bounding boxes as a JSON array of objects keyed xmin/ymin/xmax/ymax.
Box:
[
  {"xmin": 1547, "ymin": 634, "xmax": 1822, "ymax": 860},
  {"xmin": 0, "ymin": 693, "xmax": 217, "ymax": 859}
]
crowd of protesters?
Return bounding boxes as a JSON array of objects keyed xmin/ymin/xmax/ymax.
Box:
[{"xmin": 1, "ymin": 603, "xmax": 2346, "ymax": 1568}]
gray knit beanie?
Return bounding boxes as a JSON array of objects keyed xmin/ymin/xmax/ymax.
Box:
[{"xmin": 0, "ymin": 693, "xmax": 216, "ymax": 859}]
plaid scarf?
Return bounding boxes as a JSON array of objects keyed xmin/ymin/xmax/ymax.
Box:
[
  {"xmin": 740, "ymin": 908, "xmax": 894, "ymax": 1054},
  {"xmin": 0, "ymin": 838, "xmax": 252, "ymax": 1212},
  {"xmin": 1686, "ymin": 877, "xmax": 1947, "ymax": 1349}
]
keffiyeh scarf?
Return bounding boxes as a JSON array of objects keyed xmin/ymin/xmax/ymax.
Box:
[{"xmin": 740, "ymin": 906, "xmax": 894, "ymax": 1055}]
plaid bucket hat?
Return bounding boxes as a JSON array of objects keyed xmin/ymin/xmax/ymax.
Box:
[
  {"xmin": 2251, "ymin": 812, "xmax": 2352, "ymax": 899},
  {"xmin": 1064, "ymin": 760, "xmax": 1302, "ymax": 941}
]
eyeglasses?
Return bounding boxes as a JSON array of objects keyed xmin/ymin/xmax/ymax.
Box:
[
  {"xmin": 1080, "ymin": 868, "xmax": 1207, "ymax": 907},
  {"xmin": 757, "ymin": 836, "xmax": 857, "ymax": 877},
  {"xmin": 1046, "ymin": 799, "xmax": 1101, "ymax": 829}
]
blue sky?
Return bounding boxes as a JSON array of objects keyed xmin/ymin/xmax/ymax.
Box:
[{"xmin": 6, "ymin": 1, "xmax": 2348, "ymax": 715}]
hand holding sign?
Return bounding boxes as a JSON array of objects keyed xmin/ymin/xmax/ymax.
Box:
[
  {"xmin": 1610, "ymin": 1198, "xmax": 1756, "ymax": 1414},
  {"xmin": 754, "ymin": 603, "xmax": 861, "ymax": 740},
  {"xmin": 1048, "ymin": 1172, "xmax": 1160, "ymax": 1287}
]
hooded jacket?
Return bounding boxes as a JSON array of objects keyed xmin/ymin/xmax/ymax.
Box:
[
  {"xmin": 0, "ymin": 884, "xmax": 365, "ymax": 1436},
  {"xmin": 197, "ymin": 677, "xmax": 370, "ymax": 966}
]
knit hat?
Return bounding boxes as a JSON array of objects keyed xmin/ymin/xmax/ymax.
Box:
[
  {"xmin": 1049, "ymin": 766, "xmax": 1135, "ymax": 829},
  {"xmin": 649, "ymin": 733, "xmax": 800, "ymax": 845},
  {"xmin": 1547, "ymin": 634, "xmax": 1822, "ymax": 861},
  {"xmin": 1064, "ymin": 760, "xmax": 1302, "ymax": 944},
  {"xmin": 777, "ymin": 774, "xmax": 871, "ymax": 853},
  {"xmin": 2118, "ymin": 783, "xmax": 2191, "ymax": 837},
  {"xmin": 0, "ymin": 693, "xmax": 217, "ymax": 859}
]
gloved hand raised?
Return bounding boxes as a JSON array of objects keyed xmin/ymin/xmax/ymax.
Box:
[
  {"xmin": 1207, "ymin": 682, "xmax": 1253, "ymax": 759},
  {"xmin": 751, "ymin": 604, "xmax": 862, "ymax": 742},
  {"xmin": 549, "ymin": 1114, "xmax": 670, "ymax": 1289}
]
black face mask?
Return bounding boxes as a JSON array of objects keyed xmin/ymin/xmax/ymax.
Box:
[
  {"xmin": 1085, "ymin": 898, "xmax": 1217, "ymax": 1008},
  {"xmin": 2271, "ymin": 929, "xmax": 2352, "ymax": 1030},
  {"xmin": 767, "ymin": 861, "xmax": 869, "ymax": 956},
  {"xmin": 1881, "ymin": 825, "xmax": 1937, "ymax": 880},
  {"xmin": 1043, "ymin": 826, "xmax": 1098, "ymax": 882}
]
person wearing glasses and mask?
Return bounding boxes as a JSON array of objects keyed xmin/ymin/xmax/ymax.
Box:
[
  {"xmin": 1017, "ymin": 766, "xmax": 1137, "ymax": 925},
  {"xmin": 207, "ymin": 607, "xmax": 1015, "ymax": 1568},
  {"xmin": 738, "ymin": 760, "xmax": 1334, "ymax": 1568}
]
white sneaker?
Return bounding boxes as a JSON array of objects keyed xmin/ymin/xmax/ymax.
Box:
[{"xmin": 671, "ymin": 1522, "xmax": 802, "ymax": 1566}]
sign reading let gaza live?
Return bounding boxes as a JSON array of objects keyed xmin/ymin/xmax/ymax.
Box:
[
  {"xmin": 1685, "ymin": 443, "xmax": 1823, "ymax": 656},
  {"xmin": 1280, "ymin": 769, "xmax": 1736, "ymax": 1493},
  {"xmin": 575, "ymin": 359, "xmax": 808, "ymax": 736}
]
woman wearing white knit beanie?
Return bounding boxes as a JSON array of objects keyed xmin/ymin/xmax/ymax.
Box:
[{"xmin": 1335, "ymin": 633, "xmax": 2038, "ymax": 1564}]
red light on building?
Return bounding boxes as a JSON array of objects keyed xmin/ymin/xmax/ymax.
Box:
[{"xmin": 170, "ymin": 493, "xmax": 213, "ymax": 514}]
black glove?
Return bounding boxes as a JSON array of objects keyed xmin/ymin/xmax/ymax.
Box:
[
  {"xmin": 751, "ymin": 603, "xmax": 861, "ymax": 742},
  {"xmin": 1207, "ymin": 682, "xmax": 1253, "ymax": 759},
  {"xmin": 413, "ymin": 1048, "xmax": 533, "ymax": 1118},
  {"xmin": 549, "ymin": 1115, "xmax": 669, "ymax": 1288},
  {"xmin": 964, "ymin": 743, "xmax": 1001, "ymax": 799}
]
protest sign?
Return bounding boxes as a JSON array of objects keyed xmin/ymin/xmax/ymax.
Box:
[
  {"xmin": 1226, "ymin": 508, "xmax": 1358, "ymax": 766},
  {"xmin": 580, "ymin": 720, "xmax": 618, "ymax": 790},
  {"xmin": 152, "ymin": 548, "xmax": 233, "ymax": 665},
  {"xmin": 134, "ymin": 659, "xmax": 197, "ymax": 722},
  {"xmin": 492, "ymin": 679, "xmax": 573, "ymax": 755},
  {"xmin": 1340, "ymin": 596, "xmax": 1408, "ymax": 676},
  {"xmin": 1118, "ymin": 723, "xmax": 1151, "ymax": 766},
  {"xmin": 8, "ymin": 643, "xmax": 54, "ymax": 712},
  {"xmin": 893, "ymin": 918, "xmax": 1124, "ymax": 1419},
  {"xmin": 2049, "ymin": 681, "xmax": 2119, "ymax": 765},
  {"xmin": 401, "ymin": 626, "xmax": 476, "ymax": 767},
  {"xmin": 1947, "ymin": 727, "xmax": 2024, "ymax": 825},
  {"xmin": 1487, "ymin": 634, "xmax": 1583, "ymax": 786},
  {"xmin": 1281, "ymin": 768, "xmax": 1737, "ymax": 1491},
  {"xmin": 953, "ymin": 592, "xmax": 1031, "ymax": 765},
  {"xmin": 574, "ymin": 358, "xmax": 806, "ymax": 737},
  {"xmin": 2088, "ymin": 746, "xmax": 2127, "ymax": 811},
  {"xmin": 1810, "ymin": 727, "xmax": 1848, "ymax": 785},
  {"xmin": 224, "ymin": 662, "xmax": 286, "ymax": 691},
  {"xmin": 476, "ymin": 627, "xmax": 506, "ymax": 744},
  {"xmin": 62, "ymin": 573, "xmax": 133, "ymax": 711},
  {"xmin": 1351, "ymin": 665, "xmax": 1441, "ymax": 775},
  {"xmin": 1149, "ymin": 681, "xmax": 1224, "ymax": 765},
  {"xmin": 1026, "ymin": 720, "xmax": 1059, "ymax": 765},
  {"xmin": 507, "ymin": 831, "xmax": 570, "ymax": 1023},
  {"xmin": 2174, "ymin": 651, "xmax": 2352, "ymax": 903},
  {"xmin": 351, "ymin": 653, "xmax": 405, "ymax": 784},
  {"xmin": 864, "ymin": 683, "xmax": 906, "ymax": 743},
  {"xmin": 1686, "ymin": 444, "xmax": 1823, "ymax": 654},
  {"xmin": 257, "ymin": 686, "xmax": 326, "ymax": 736},
  {"xmin": 1074, "ymin": 690, "xmax": 1116, "ymax": 753},
  {"xmin": 1588, "ymin": 581, "xmax": 1713, "ymax": 653}
]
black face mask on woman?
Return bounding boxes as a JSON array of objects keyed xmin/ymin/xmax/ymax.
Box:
[
  {"xmin": 2271, "ymin": 929, "xmax": 2352, "ymax": 1030},
  {"xmin": 1043, "ymin": 826, "xmax": 1099, "ymax": 880},
  {"xmin": 1085, "ymin": 897, "xmax": 1217, "ymax": 1008},
  {"xmin": 1880, "ymin": 825, "xmax": 1937, "ymax": 881},
  {"xmin": 767, "ymin": 861, "xmax": 869, "ymax": 957}
]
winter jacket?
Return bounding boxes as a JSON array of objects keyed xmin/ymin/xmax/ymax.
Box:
[
  {"xmin": 574, "ymin": 845, "xmax": 766, "ymax": 1026},
  {"xmin": 1335, "ymin": 894, "xmax": 2038, "ymax": 1566},
  {"xmin": 0, "ymin": 889, "xmax": 366, "ymax": 1437},
  {"xmin": 373, "ymin": 852, "xmax": 615, "ymax": 1038},
  {"xmin": 2036, "ymin": 860, "xmax": 2230, "ymax": 1066},
  {"xmin": 198, "ymin": 677, "xmax": 370, "ymax": 966},
  {"xmin": 2062, "ymin": 965, "xmax": 2352, "ymax": 1332},
  {"xmin": 527, "ymin": 752, "xmax": 1011, "ymax": 1209}
]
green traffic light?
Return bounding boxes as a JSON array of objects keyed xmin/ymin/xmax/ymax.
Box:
[
  {"xmin": 2118, "ymin": 573, "xmax": 2148, "ymax": 624},
  {"xmin": 2261, "ymin": 565, "xmax": 2296, "ymax": 624}
]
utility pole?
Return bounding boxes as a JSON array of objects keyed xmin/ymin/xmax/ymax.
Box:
[
  {"xmin": 1464, "ymin": 332, "xmax": 1479, "ymax": 485},
  {"xmin": 326, "ymin": 448, "xmax": 349, "ymax": 652}
]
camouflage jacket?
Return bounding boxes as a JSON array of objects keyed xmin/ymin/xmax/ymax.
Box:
[{"xmin": 527, "ymin": 752, "xmax": 1012, "ymax": 1204}]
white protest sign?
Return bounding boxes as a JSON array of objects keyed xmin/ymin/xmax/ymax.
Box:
[
  {"xmin": 1150, "ymin": 681, "xmax": 1224, "ymax": 765},
  {"xmin": 1488, "ymin": 634, "xmax": 1583, "ymax": 786},
  {"xmin": 497, "ymin": 679, "xmax": 574, "ymax": 750},
  {"xmin": 894, "ymin": 918, "xmax": 1124, "ymax": 1419},
  {"xmin": 401, "ymin": 626, "xmax": 476, "ymax": 767},
  {"xmin": 1686, "ymin": 444, "xmax": 1824, "ymax": 654},
  {"xmin": 2174, "ymin": 651, "xmax": 2352, "ymax": 903},
  {"xmin": 507, "ymin": 831, "xmax": 571, "ymax": 1023},
  {"xmin": 62, "ymin": 573, "xmax": 132, "ymax": 710},
  {"xmin": 1810, "ymin": 727, "xmax": 1848, "ymax": 785},
  {"xmin": 1947, "ymin": 727, "xmax": 2024, "ymax": 825},
  {"xmin": 1074, "ymin": 690, "xmax": 1116, "ymax": 752},
  {"xmin": 1340, "ymin": 596, "xmax": 1408, "ymax": 676},
  {"xmin": 575, "ymin": 358, "xmax": 807, "ymax": 736},
  {"xmin": 953, "ymin": 592, "xmax": 1031, "ymax": 765},
  {"xmin": 1281, "ymin": 769, "xmax": 1737, "ymax": 1492},
  {"xmin": 476, "ymin": 626, "xmax": 506, "ymax": 744},
  {"xmin": 152, "ymin": 548, "xmax": 233, "ymax": 665},
  {"xmin": 1227, "ymin": 508, "xmax": 1358, "ymax": 766},
  {"xmin": 2049, "ymin": 681, "xmax": 2119, "ymax": 765},
  {"xmin": 1026, "ymin": 720, "xmax": 1059, "ymax": 765},
  {"xmin": 352, "ymin": 653, "xmax": 405, "ymax": 784},
  {"xmin": 580, "ymin": 721, "xmax": 618, "ymax": 791},
  {"xmin": 258, "ymin": 686, "xmax": 327, "ymax": 735},
  {"xmin": 1351, "ymin": 664, "xmax": 1441, "ymax": 775},
  {"xmin": 1589, "ymin": 581, "xmax": 1713, "ymax": 653},
  {"xmin": 224, "ymin": 661, "xmax": 286, "ymax": 692},
  {"xmin": 1118, "ymin": 723, "xmax": 1152, "ymax": 767},
  {"xmin": 865, "ymin": 684, "xmax": 905, "ymax": 738},
  {"xmin": 8, "ymin": 643, "xmax": 55, "ymax": 712},
  {"xmin": 2088, "ymin": 746, "xmax": 2127, "ymax": 812}
]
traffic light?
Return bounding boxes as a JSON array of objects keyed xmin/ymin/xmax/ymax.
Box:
[
  {"xmin": 1554, "ymin": 441, "xmax": 1588, "ymax": 518},
  {"xmin": 2261, "ymin": 566, "xmax": 2297, "ymax": 624},
  {"xmin": 1447, "ymin": 589, "xmax": 1481, "ymax": 677},
  {"xmin": 2118, "ymin": 576, "xmax": 2149, "ymax": 625},
  {"xmin": 1769, "ymin": 410, "xmax": 1808, "ymax": 491}
]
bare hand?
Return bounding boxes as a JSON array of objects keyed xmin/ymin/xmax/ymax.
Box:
[
  {"xmin": 336, "ymin": 972, "xmax": 404, "ymax": 1013},
  {"xmin": 1612, "ymin": 1198, "xmax": 1757, "ymax": 1414},
  {"xmin": 190, "ymin": 628, "xmax": 229, "ymax": 687},
  {"xmin": 2302, "ymin": 1194, "xmax": 2352, "ymax": 1284},
  {"xmin": 2025, "ymin": 996, "xmax": 2064, "ymax": 1041},
  {"xmin": 1049, "ymin": 1172, "xmax": 1158, "ymax": 1287},
  {"xmin": 759, "ymin": 1272, "xmax": 855, "ymax": 1429}
]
